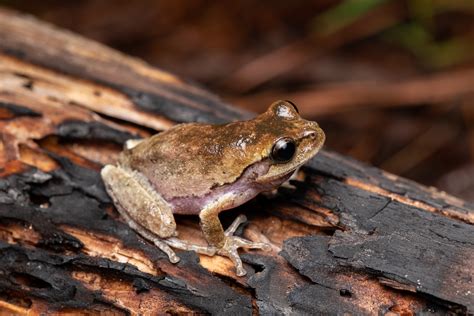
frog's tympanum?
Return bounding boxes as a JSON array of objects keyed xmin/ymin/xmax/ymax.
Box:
[{"xmin": 101, "ymin": 100, "xmax": 325, "ymax": 276}]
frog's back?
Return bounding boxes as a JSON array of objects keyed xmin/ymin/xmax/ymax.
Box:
[{"xmin": 119, "ymin": 122, "xmax": 266, "ymax": 200}]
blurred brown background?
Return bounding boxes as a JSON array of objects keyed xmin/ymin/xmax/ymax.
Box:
[{"xmin": 3, "ymin": 0, "xmax": 474, "ymax": 201}]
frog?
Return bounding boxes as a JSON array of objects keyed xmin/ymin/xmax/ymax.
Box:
[{"xmin": 101, "ymin": 100, "xmax": 325, "ymax": 276}]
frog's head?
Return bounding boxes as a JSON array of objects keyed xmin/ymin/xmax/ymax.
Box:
[{"xmin": 254, "ymin": 100, "xmax": 325, "ymax": 185}]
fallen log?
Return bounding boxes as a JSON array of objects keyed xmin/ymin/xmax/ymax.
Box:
[{"xmin": 0, "ymin": 7, "xmax": 472, "ymax": 315}]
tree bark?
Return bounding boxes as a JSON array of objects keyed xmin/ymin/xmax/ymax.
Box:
[{"xmin": 0, "ymin": 7, "xmax": 472, "ymax": 315}]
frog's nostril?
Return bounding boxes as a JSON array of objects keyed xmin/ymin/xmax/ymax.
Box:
[{"xmin": 304, "ymin": 130, "xmax": 317, "ymax": 138}]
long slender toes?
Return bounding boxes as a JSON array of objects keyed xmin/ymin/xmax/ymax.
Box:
[
  {"xmin": 245, "ymin": 241, "xmax": 271, "ymax": 251},
  {"xmin": 236, "ymin": 266, "xmax": 247, "ymax": 277},
  {"xmin": 149, "ymin": 238, "xmax": 180, "ymax": 263},
  {"xmin": 233, "ymin": 236, "xmax": 271, "ymax": 251},
  {"xmin": 141, "ymin": 235, "xmax": 180, "ymax": 263},
  {"xmin": 226, "ymin": 248, "xmax": 246, "ymax": 276},
  {"xmin": 124, "ymin": 216, "xmax": 181, "ymax": 263},
  {"xmin": 225, "ymin": 214, "xmax": 248, "ymax": 236},
  {"xmin": 220, "ymin": 216, "xmax": 271, "ymax": 275},
  {"xmin": 165, "ymin": 237, "xmax": 217, "ymax": 256}
]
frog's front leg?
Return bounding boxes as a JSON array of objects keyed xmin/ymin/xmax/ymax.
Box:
[{"xmin": 199, "ymin": 194, "xmax": 271, "ymax": 276}]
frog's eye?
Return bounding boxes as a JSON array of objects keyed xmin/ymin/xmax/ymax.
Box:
[
  {"xmin": 271, "ymin": 137, "xmax": 296, "ymax": 163},
  {"xmin": 273, "ymin": 100, "xmax": 299, "ymax": 119}
]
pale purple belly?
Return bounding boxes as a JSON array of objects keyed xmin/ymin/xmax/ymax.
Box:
[{"xmin": 167, "ymin": 161, "xmax": 294, "ymax": 215}]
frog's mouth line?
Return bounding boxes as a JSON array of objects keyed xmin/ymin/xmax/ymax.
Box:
[
  {"xmin": 255, "ymin": 164, "xmax": 296, "ymax": 187},
  {"xmin": 273, "ymin": 169, "xmax": 296, "ymax": 184}
]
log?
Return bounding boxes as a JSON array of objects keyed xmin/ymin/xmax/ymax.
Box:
[{"xmin": 0, "ymin": 7, "xmax": 472, "ymax": 315}]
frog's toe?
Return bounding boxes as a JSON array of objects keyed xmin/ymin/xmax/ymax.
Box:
[
  {"xmin": 224, "ymin": 215, "xmax": 271, "ymax": 251},
  {"xmin": 227, "ymin": 248, "xmax": 246, "ymax": 276},
  {"xmin": 218, "ymin": 236, "xmax": 271, "ymax": 276},
  {"xmin": 234, "ymin": 237, "xmax": 272, "ymax": 251},
  {"xmin": 168, "ymin": 253, "xmax": 180, "ymax": 264},
  {"xmin": 224, "ymin": 214, "xmax": 247, "ymax": 236},
  {"xmin": 155, "ymin": 240, "xmax": 180, "ymax": 263},
  {"xmin": 218, "ymin": 237, "xmax": 246, "ymax": 276}
]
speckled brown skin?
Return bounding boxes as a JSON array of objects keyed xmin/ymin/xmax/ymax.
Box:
[
  {"xmin": 103, "ymin": 100, "xmax": 325, "ymax": 276},
  {"xmin": 120, "ymin": 101, "xmax": 325, "ymax": 202}
]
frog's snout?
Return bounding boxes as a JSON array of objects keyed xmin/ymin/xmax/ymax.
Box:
[
  {"xmin": 306, "ymin": 129, "xmax": 325, "ymax": 153},
  {"xmin": 303, "ymin": 122, "xmax": 325, "ymax": 141}
]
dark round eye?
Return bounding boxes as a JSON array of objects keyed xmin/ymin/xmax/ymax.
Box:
[
  {"xmin": 271, "ymin": 138, "xmax": 296, "ymax": 163},
  {"xmin": 284, "ymin": 100, "xmax": 299, "ymax": 113}
]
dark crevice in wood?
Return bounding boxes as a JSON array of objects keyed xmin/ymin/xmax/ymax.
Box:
[
  {"xmin": 0, "ymin": 162, "xmax": 253, "ymax": 313},
  {"xmin": 0, "ymin": 8, "xmax": 472, "ymax": 314},
  {"xmin": 56, "ymin": 119, "xmax": 139, "ymax": 144},
  {"xmin": 0, "ymin": 101, "xmax": 41, "ymax": 119},
  {"xmin": 92, "ymin": 110, "xmax": 159, "ymax": 136}
]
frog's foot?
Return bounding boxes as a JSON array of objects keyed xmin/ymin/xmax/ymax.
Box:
[
  {"xmin": 219, "ymin": 215, "xmax": 271, "ymax": 276},
  {"xmin": 124, "ymin": 217, "xmax": 181, "ymax": 263},
  {"xmin": 165, "ymin": 237, "xmax": 217, "ymax": 256}
]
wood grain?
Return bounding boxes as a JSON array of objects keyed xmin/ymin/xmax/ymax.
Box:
[{"xmin": 0, "ymin": 7, "xmax": 472, "ymax": 315}]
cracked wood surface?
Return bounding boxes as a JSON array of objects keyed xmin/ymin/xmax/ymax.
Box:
[{"xmin": 0, "ymin": 7, "xmax": 472, "ymax": 315}]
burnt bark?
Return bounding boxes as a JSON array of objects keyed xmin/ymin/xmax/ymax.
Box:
[{"xmin": 0, "ymin": 7, "xmax": 472, "ymax": 315}]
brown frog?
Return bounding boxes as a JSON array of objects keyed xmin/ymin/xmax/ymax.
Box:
[{"xmin": 101, "ymin": 100, "xmax": 325, "ymax": 276}]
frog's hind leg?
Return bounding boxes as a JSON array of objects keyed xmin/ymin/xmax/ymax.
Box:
[
  {"xmin": 118, "ymin": 208, "xmax": 180, "ymax": 263},
  {"xmin": 101, "ymin": 165, "xmax": 180, "ymax": 263}
]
